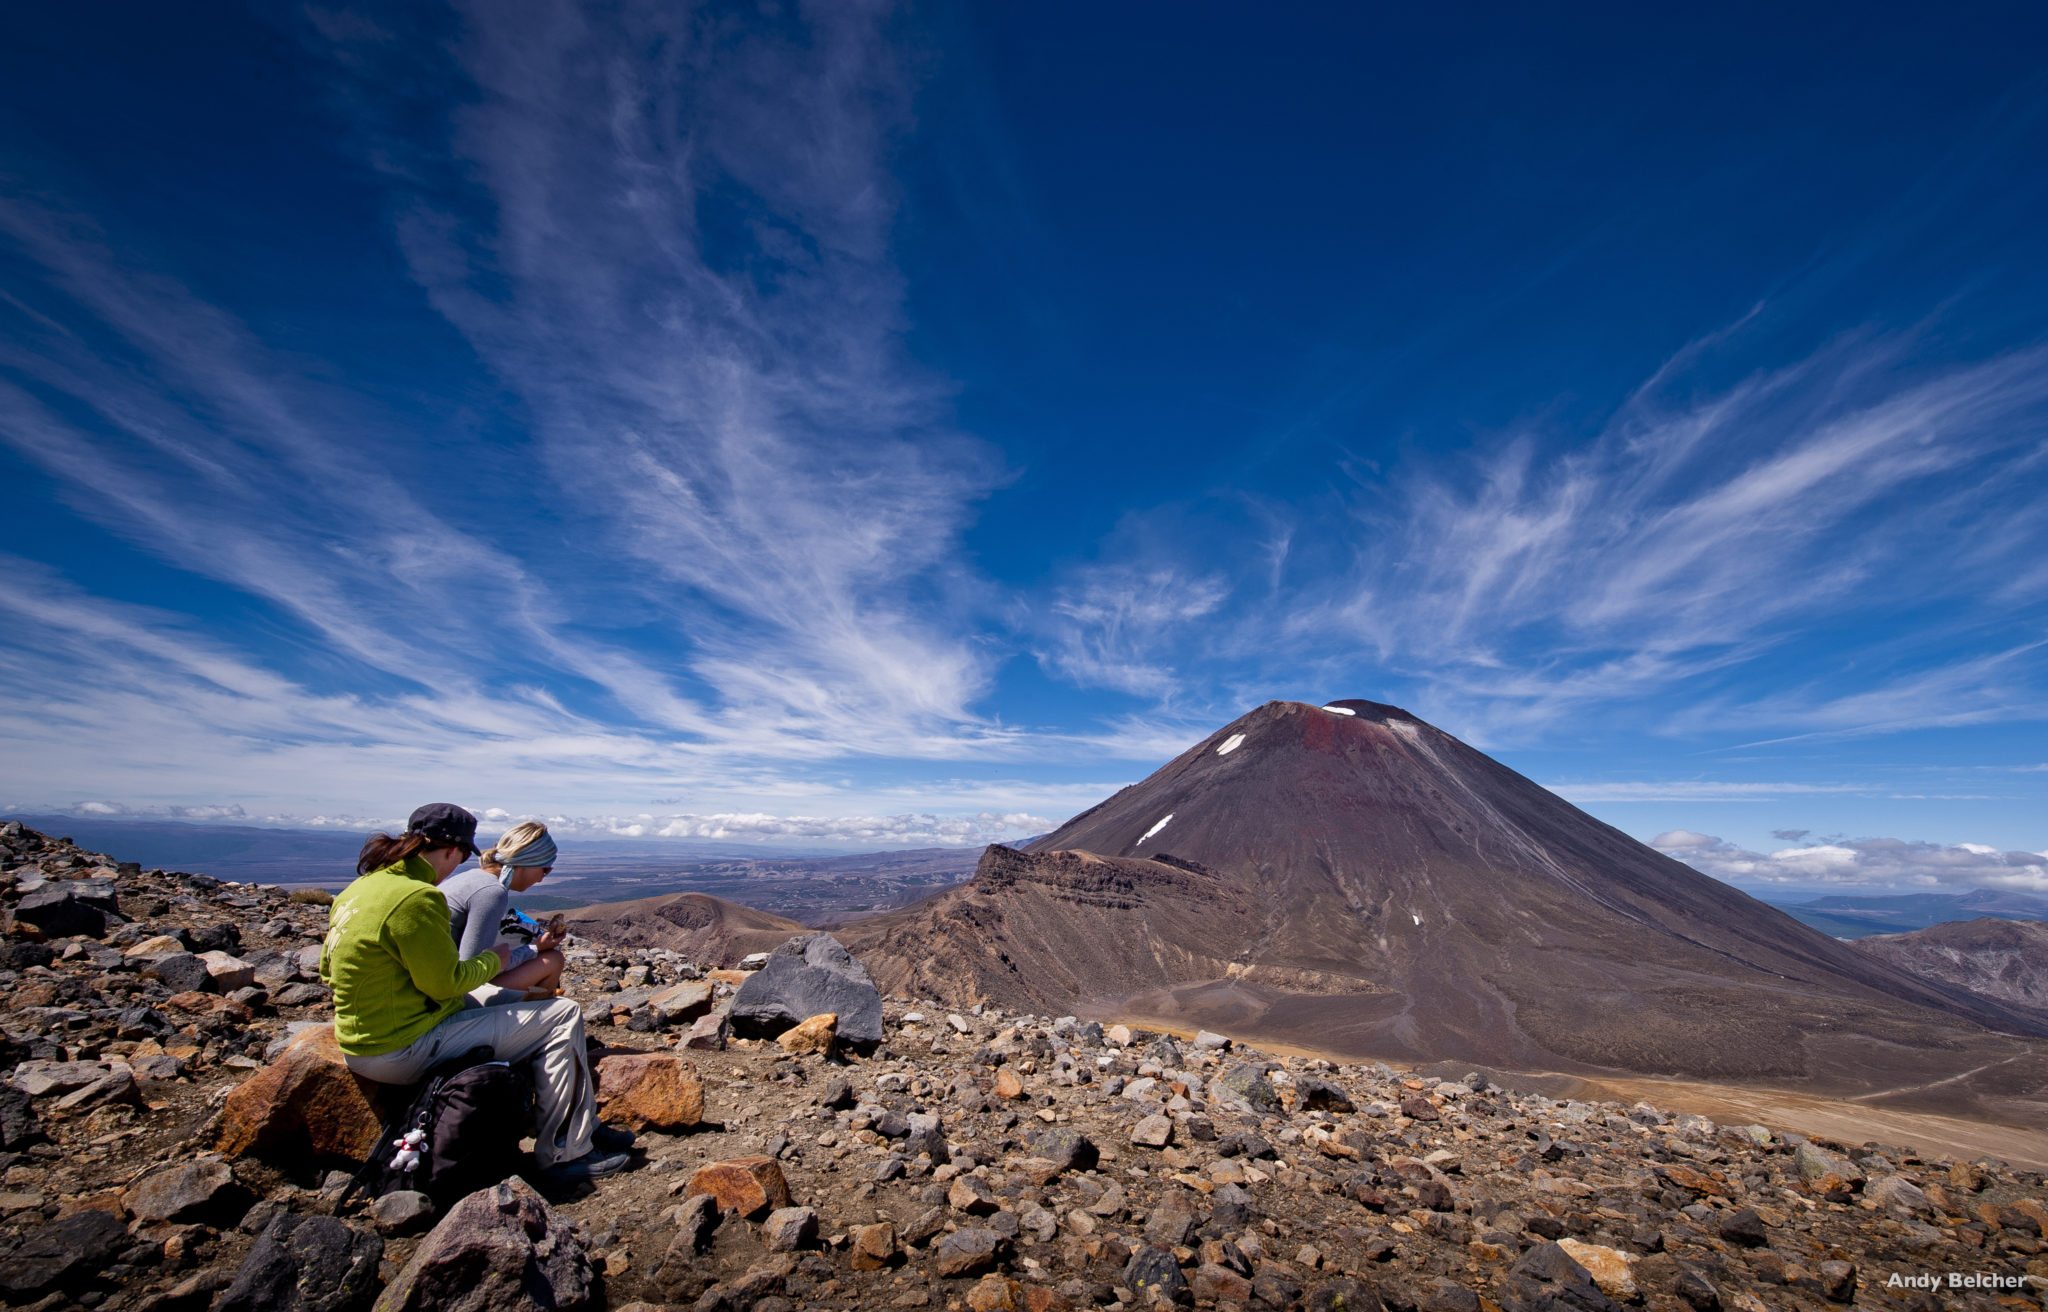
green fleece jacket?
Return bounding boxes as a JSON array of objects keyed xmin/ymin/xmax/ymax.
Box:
[{"xmin": 319, "ymin": 856, "xmax": 501, "ymax": 1056}]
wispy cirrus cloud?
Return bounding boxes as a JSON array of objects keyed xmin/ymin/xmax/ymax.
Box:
[
  {"xmin": 1653, "ymin": 828, "xmax": 2048, "ymax": 893},
  {"xmin": 0, "ymin": 5, "xmax": 1197, "ymax": 825},
  {"xmin": 312, "ymin": 1, "xmax": 1009, "ymax": 752},
  {"xmin": 1036, "ymin": 563, "xmax": 1231, "ymax": 699},
  {"xmin": 0, "ymin": 559, "xmax": 1117, "ymax": 824},
  {"xmin": 1678, "ymin": 641, "xmax": 2048, "ymax": 747},
  {"xmin": 1052, "ymin": 320, "xmax": 2048, "ymax": 749},
  {"xmin": 1317, "ymin": 335, "xmax": 2048, "ymax": 741},
  {"xmin": 2, "ymin": 5, "xmax": 2044, "ymax": 851}
]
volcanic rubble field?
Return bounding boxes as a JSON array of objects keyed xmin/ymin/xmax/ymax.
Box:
[{"xmin": 0, "ymin": 821, "xmax": 2044, "ymax": 1312}]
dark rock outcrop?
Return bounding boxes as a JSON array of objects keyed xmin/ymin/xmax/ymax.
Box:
[
  {"xmin": 730, "ymin": 933, "xmax": 884, "ymax": 1050},
  {"xmin": 215, "ymin": 1211, "xmax": 384, "ymax": 1312},
  {"xmin": 13, "ymin": 880, "xmax": 117, "ymax": 938},
  {"xmin": 0, "ymin": 1208, "xmax": 130, "ymax": 1301}
]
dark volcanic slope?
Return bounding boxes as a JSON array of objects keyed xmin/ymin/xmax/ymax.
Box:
[
  {"xmin": 1851, "ymin": 917, "xmax": 2048, "ymax": 1018},
  {"xmin": 562, "ymin": 891, "xmax": 808, "ymax": 965},
  {"xmin": 846, "ymin": 699, "xmax": 2048, "ymax": 1099}
]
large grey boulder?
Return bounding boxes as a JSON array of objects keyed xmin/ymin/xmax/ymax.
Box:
[
  {"xmin": 216, "ymin": 1211, "xmax": 383, "ymax": 1312},
  {"xmin": 373, "ymin": 1176, "xmax": 597, "ymax": 1312},
  {"xmin": 730, "ymin": 934, "xmax": 884, "ymax": 1051}
]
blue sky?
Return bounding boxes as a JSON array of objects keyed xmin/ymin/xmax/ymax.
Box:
[{"xmin": 2, "ymin": 3, "xmax": 2045, "ymax": 894}]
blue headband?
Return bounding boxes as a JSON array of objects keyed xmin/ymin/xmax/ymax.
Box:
[{"xmin": 496, "ymin": 831, "xmax": 558, "ymax": 871}]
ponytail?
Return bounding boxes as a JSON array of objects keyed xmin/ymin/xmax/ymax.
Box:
[
  {"xmin": 478, "ymin": 846, "xmax": 504, "ymax": 875},
  {"xmin": 356, "ymin": 831, "xmax": 429, "ymax": 875}
]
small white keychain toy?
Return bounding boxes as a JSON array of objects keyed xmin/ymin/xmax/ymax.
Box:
[{"xmin": 390, "ymin": 1127, "xmax": 427, "ymax": 1174}]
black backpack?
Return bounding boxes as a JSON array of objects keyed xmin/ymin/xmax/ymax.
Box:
[{"xmin": 343, "ymin": 1046, "xmax": 536, "ymax": 1210}]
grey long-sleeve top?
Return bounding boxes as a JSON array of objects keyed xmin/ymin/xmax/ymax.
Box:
[{"xmin": 438, "ymin": 866, "xmax": 511, "ymax": 962}]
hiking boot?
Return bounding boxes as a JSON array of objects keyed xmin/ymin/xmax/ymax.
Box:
[
  {"xmin": 541, "ymin": 1150, "xmax": 631, "ymax": 1185},
  {"xmin": 592, "ymin": 1123, "xmax": 636, "ymax": 1152}
]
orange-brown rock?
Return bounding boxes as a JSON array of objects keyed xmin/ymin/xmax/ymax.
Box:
[
  {"xmin": 213, "ymin": 1024, "xmax": 391, "ymax": 1164},
  {"xmin": 1558, "ymin": 1238, "xmax": 1639, "ymax": 1300},
  {"xmin": 849, "ymin": 1221, "xmax": 897, "ymax": 1271},
  {"xmin": 967, "ymin": 1275, "xmax": 1023, "ymax": 1312},
  {"xmin": 1655, "ymin": 1163, "xmax": 1731, "ymax": 1197},
  {"xmin": 992, "ymin": 1068, "xmax": 1025, "ymax": 1100},
  {"xmin": 964, "ymin": 1276, "xmax": 1072, "ymax": 1312},
  {"xmin": 595, "ymin": 1053, "xmax": 704, "ymax": 1131},
  {"xmin": 776, "ymin": 1013, "xmax": 837, "ymax": 1057},
  {"xmin": 163, "ymin": 992, "xmax": 251, "ymax": 1020},
  {"xmin": 685, "ymin": 1155, "xmax": 790, "ymax": 1218},
  {"xmin": 707, "ymin": 969, "xmax": 750, "ymax": 986}
]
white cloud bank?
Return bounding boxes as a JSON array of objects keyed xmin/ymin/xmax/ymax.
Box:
[
  {"xmin": 37, "ymin": 801, "xmax": 1051, "ymax": 849},
  {"xmin": 1652, "ymin": 829, "xmax": 2048, "ymax": 893},
  {"xmin": 547, "ymin": 811, "xmax": 1049, "ymax": 846}
]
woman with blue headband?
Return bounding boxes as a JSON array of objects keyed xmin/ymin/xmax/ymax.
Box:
[{"xmin": 440, "ymin": 819, "xmax": 567, "ymax": 999}]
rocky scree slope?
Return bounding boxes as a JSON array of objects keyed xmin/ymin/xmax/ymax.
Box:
[{"xmin": 0, "ymin": 820, "xmax": 2043, "ymax": 1311}]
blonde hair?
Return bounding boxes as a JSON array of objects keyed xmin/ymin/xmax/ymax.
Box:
[{"xmin": 480, "ymin": 820, "xmax": 550, "ymax": 875}]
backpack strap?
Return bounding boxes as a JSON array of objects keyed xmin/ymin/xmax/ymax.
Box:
[
  {"xmin": 335, "ymin": 1076, "xmax": 438, "ymax": 1213},
  {"xmin": 333, "ymin": 1045, "xmax": 500, "ymax": 1212}
]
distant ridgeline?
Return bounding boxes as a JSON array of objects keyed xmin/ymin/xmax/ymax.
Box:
[{"xmin": 1768, "ymin": 887, "xmax": 2048, "ymax": 938}]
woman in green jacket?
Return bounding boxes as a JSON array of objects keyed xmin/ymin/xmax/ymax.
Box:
[{"xmin": 320, "ymin": 803, "xmax": 630, "ymax": 1183}]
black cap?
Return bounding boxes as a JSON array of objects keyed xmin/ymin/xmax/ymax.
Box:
[{"xmin": 405, "ymin": 802, "xmax": 481, "ymax": 858}]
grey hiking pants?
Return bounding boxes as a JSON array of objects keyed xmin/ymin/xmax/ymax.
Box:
[{"xmin": 344, "ymin": 996, "xmax": 596, "ymax": 1168}]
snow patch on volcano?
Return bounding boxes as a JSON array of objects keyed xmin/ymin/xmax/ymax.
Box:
[
  {"xmin": 1216, "ymin": 733, "xmax": 1246, "ymax": 755},
  {"xmin": 1138, "ymin": 814, "xmax": 1174, "ymax": 843},
  {"xmin": 1322, "ymin": 705, "xmax": 1356, "ymax": 716}
]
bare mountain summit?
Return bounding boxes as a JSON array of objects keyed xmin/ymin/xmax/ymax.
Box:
[{"xmin": 847, "ymin": 699, "xmax": 2048, "ymax": 1111}]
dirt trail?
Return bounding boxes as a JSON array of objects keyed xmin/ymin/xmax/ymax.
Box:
[
  {"xmin": 1537, "ymin": 1074, "xmax": 2048, "ymax": 1172},
  {"xmin": 1841, "ymin": 1054, "xmax": 2033, "ymax": 1103}
]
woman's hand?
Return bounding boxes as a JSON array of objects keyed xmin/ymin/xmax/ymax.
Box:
[{"xmin": 534, "ymin": 927, "xmax": 564, "ymax": 952}]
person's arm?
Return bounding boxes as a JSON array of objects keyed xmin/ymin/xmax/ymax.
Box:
[
  {"xmin": 454, "ymin": 883, "xmax": 510, "ymax": 961},
  {"xmin": 387, "ymin": 889, "xmax": 500, "ymax": 999}
]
